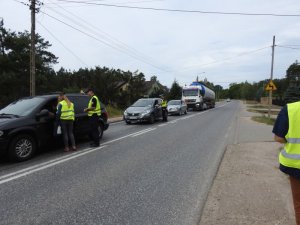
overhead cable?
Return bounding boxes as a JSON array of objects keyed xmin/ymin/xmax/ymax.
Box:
[
  {"xmin": 44, "ymin": 0, "xmax": 168, "ymax": 71},
  {"xmin": 37, "ymin": 21, "xmax": 89, "ymax": 67},
  {"xmin": 54, "ymin": 0, "xmax": 300, "ymax": 17}
]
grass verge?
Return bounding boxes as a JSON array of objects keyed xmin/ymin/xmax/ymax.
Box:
[
  {"xmin": 252, "ymin": 115, "xmax": 275, "ymax": 126},
  {"xmin": 106, "ymin": 105, "xmax": 123, "ymax": 118}
]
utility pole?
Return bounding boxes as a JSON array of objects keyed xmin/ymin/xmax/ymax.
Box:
[
  {"xmin": 268, "ymin": 36, "xmax": 275, "ymax": 118},
  {"xmin": 30, "ymin": 0, "xmax": 36, "ymax": 96}
]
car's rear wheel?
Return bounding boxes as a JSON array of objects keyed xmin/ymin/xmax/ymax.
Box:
[{"xmin": 9, "ymin": 134, "xmax": 36, "ymax": 162}]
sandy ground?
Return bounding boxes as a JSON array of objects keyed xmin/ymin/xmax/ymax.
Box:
[{"xmin": 199, "ymin": 102, "xmax": 295, "ymax": 225}]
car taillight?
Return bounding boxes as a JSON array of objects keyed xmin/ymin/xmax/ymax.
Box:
[{"xmin": 103, "ymin": 111, "xmax": 108, "ymax": 120}]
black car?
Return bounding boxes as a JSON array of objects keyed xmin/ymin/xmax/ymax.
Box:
[
  {"xmin": 123, "ymin": 98, "xmax": 164, "ymax": 124},
  {"xmin": 0, "ymin": 94, "xmax": 109, "ymax": 162}
]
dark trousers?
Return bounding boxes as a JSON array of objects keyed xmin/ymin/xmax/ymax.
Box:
[
  {"xmin": 290, "ymin": 176, "xmax": 300, "ymax": 225},
  {"xmin": 60, "ymin": 120, "xmax": 76, "ymax": 148},
  {"xmin": 89, "ymin": 115, "xmax": 100, "ymax": 145}
]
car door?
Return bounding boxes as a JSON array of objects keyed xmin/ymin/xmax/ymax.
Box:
[
  {"xmin": 35, "ymin": 98, "xmax": 57, "ymax": 145},
  {"xmin": 154, "ymin": 99, "xmax": 162, "ymax": 119}
]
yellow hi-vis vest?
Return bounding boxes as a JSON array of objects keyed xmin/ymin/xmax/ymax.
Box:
[
  {"xmin": 59, "ymin": 100, "xmax": 75, "ymax": 121},
  {"xmin": 161, "ymin": 100, "xmax": 167, "ymax": 107},
  {"xmin": 88, "ymin": 95, "xmax": 101, "ymax": 116},
  {"xmin": 279, "ymin": 101, "xmax": 300, "ymax": 169}
]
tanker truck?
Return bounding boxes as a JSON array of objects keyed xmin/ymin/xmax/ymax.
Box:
[{"xmin": 182, "ymin": 81, "xmax": 215, "ymax": 110}]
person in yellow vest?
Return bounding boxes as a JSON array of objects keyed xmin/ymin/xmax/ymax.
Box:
[
  {"xmin": 161, "ymin": 95, "xmax": 168, "ymax": 122},
  {"xmin": 84, "ymin": 88, "xmax": 101, "ymax": 147},
  {"xmin": 273, "ymin": 102, "xmax": 300, "ymax": 225},
  {"xmin": 56, "ymin": 92, "xmax": 76, "ymax": 152}
]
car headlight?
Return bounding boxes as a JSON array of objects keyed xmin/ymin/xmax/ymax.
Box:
[
  {"xmin": 0, "ymin": 131, "xmax": 4, "ymax": 137},
  {"xmin": 124, "ymin": 110, "xmax": 128, "ymax": 115}
]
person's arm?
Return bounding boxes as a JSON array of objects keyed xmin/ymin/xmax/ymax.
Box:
[
  {"xmin": 84, "ymin": 97, "xmax": 97, "ymax": 112},
  {"xmin": 274, "ymin": 135, "xmax": 287, "ymax": 143},
  {"xmin": 272, "ymin": 106, "xmax": 288, "ymax": 143},
  {"xmin": 56, "ymin": 103, "xmax": 62, "ymax": 121}
]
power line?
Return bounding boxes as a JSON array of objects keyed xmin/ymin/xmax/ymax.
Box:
[
  {"xmin": 44, "ymin": 0, "xmax": 167, "ymax": 71},
  {"xmin": 54, "ymin": 0, "xmax": 300, "ymax": 17},
  {"xmin": 39, "ymin": 10, "xmax": 170, "ymax": 72},
  {"xmin": 171, "ymin": 46, "xmax": 271, "ymax": 73},
  {"xmin": 37, "ymin": 21, "xmax": 89, "ymax": 67},
  {"xmin": 277, "ymin": 45, "xmax": 300, "ymax": 50}
]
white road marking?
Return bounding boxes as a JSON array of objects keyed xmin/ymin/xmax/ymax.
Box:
[
  {"xmin": 0, "ymin": 146, "xmax": 107, "ymax": 185},
  {"xmin": 131, "ymin": 128, "xmax": 156, "ymax": 137},
  {"xmin": 0, "ymin": 103, "xmax": 231, "ymax": 185}
]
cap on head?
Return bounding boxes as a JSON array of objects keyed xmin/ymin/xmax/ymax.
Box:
[{"xmin": 85, "ymin": 88, "xmax": 93, "ymax": 94}]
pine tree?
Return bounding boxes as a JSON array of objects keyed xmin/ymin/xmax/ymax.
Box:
[{"xmin": 284, "ymin": 62, "xmax": 300, "ymax": 104}]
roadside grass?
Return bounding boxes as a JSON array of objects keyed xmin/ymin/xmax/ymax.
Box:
[
  {"xmin": 106, "ymin": 105, "xmax": 123, "ymax": 118},
  {"xmin": 247, "ymin": 108, "xmax": 279, "ymax": 115},
  {"xmin": 252, "ymin": 115, "xmax": 275, "ymax": 126}
]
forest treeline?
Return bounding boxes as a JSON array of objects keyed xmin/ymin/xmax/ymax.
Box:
[{"xmin": 1, "ymin": 21, "xmax": 299, "ymax": 109}]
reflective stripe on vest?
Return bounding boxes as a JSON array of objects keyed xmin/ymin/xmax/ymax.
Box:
[
  {"xmin": 88, "ymin": 95, "xmax": 101, "ymax": 116},
  {"xmin": 279, "ymin": 101, "xmax": 300, "ymax": 169},
  {"xmin": 59, "ymin": 100, "xmax": 75, "ymax": 121}
]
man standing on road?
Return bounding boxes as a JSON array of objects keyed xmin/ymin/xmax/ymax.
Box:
[
  {"xmin": 84, "ymin": 88, "xmax": 101, "ymax": 147},
  {"xmin": 273, "ymin": 102, "xmax": 300, "ymax": 225}
]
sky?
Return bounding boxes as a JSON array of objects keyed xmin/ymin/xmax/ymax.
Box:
[{"xmin": 1, "ymin": 0, "xmax": 300, "ymax": 89}]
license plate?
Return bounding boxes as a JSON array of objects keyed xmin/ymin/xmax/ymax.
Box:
[{"xmin": 129, "ymin": 116, "xmax": 137, "ymax": 119}]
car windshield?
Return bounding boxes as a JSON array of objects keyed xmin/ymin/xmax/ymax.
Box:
[
  {"xmin": 0, "ymin": 97, "xmax": 45, "ymax": 116},
  {"xmin": 182, "ymin": 89, "xmax": 198, "ymax": 96},
  {"xmin": 132, "ymin": 99, "xmax": 154, "ymax": 107},
  {"xmin": 168, "ymin": 100, "xmax": 181, "ymax": 105}
]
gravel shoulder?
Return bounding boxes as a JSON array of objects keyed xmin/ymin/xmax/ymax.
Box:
[{"xmin": 199, "ymin": 101, "xmax": 295, "ymax": 225}]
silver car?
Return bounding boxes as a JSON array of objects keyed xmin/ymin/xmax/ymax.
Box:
[{"xmin": 167, "ymin": 100, "xmax": 187, "ymax": 116}]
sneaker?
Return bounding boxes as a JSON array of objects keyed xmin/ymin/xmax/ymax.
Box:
[
  {"xmin": 72, "ymin": 147, "xmax": 77, "ymax": 151},
  {"xmin": 64, "ymin": 147, "xmax": 70, "ymax": 152}
]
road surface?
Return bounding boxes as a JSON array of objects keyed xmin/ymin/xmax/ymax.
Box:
[{"xmin": 0, "ymin": 101, "xmax": 239, "ymax": 225}]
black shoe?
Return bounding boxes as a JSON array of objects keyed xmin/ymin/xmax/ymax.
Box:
[{"xmin": 90, "ymin": 143, "xmax": 99, "ymax": 147}]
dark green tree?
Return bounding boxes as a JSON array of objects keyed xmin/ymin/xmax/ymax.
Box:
[
  {"xmin": 167, "ymin": 80, "xmax": 182, "ymax": 100},
  {"xmin": 284, "ymin": 62, "xmax": 300, "ymax": 103}
]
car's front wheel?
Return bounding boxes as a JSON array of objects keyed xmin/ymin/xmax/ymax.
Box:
[
  {"xmin": 149, "ymin": 114, "xmax": 155, "ymax": 124},
  {"xmin": 9, "ymin": 134, "xmax": 36, "ymax": 162}
]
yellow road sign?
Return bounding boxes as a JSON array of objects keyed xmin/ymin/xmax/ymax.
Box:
[{"xmin": 265, "ymin": 80, "xmax": 277, "ymax": 91}]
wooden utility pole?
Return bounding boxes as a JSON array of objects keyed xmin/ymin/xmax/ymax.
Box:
[
  {"xmin": 268, "ymin": 36, "xmax": 275, "ymax": 118},
  {"xmin": 30, "ymin": 0, "xmax": 36, "ymax": 96}
]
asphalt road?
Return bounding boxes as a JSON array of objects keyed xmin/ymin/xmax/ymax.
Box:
[{"xmin": 0, "ymin": 101, "xmax": 239, "ymax": 225}]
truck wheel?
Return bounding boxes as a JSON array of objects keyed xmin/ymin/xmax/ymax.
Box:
[
  {"xmin": 9, "ymin": 134, "xmax": 36, "ymax": 162},
  {"xmin": 184, "ymin": 109, "xmax": 187, "ymax": 114}
]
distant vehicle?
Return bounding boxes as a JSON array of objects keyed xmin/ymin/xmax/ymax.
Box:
[
  {"xmin": 226, "ymin": 98, "xmax": 231, "ymax": 102},
  {"xmin": 123, "ymin": 98, "xmax": 164, "ymax": 124},
  {"xmin": 167, "ymin": 100, "xmax": 187, "ymax": 116},
  {"xmin": 182, "ymin": 81, "xmax": 215, "ymax": 110},
  {"xmin": 0, "ymin": 94, "xmax": 109, "ymax": 162}
]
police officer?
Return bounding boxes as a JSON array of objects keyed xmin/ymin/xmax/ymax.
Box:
[
  {"xmin": 84, "ymin": 88, "xmax": 101, "ymax": 147},
  {"xmin": 273, "ymin": 101, "xmax": 300, "ymax": 225},
  {"xmin": 161, "ymin": 95, "xmax": 168, "ymax": 121}
]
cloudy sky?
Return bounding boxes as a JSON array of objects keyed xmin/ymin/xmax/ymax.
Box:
[{"xmin": 1, "ymin": 0, "xmax": 300, "ymax": 88}]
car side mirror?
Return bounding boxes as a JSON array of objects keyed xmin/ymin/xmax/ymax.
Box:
[{"xmin": 36, "ymin": 109, "xmax": 49, "ymax": 118}]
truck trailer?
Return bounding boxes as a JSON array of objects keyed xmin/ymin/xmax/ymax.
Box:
[{"xmin": 182, "ymin": 82, "xmax": 215, "ymax": 110}]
